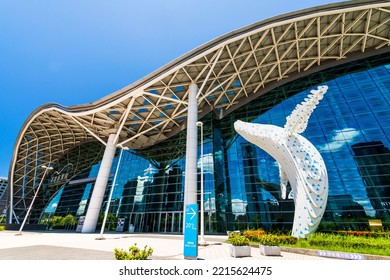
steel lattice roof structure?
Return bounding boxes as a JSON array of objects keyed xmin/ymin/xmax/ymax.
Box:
[{"xmin": 8, "ymin": 0, "xmax": 390, "ymax": 222}]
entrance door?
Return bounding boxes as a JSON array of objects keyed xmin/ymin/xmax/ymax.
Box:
[
  {"xmin": 173, "ymin": 212, "xmax": 182, "ymax": 232},
  {"xmin": 129, "ymin": 211, "xmax": 183, "ymax": 233},
  {"xmin": 129, "ymin": 213, "xmax": 144, "ymax": 232},
  {"xmin": 166, "ymin": 213, "xmax": 173, "ymax": 232}
]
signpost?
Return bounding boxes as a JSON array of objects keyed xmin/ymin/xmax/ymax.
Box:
[
  {"xmin": 76, "ymin": 216, "xmax": 85, "ymax": 232},
  {"xmin": 183, "ymin": 204, "xmax": 198, "ymax": 259},
  {"xmin": 116, "ymin": 218, "xmax": 125, "ymax": 232}
]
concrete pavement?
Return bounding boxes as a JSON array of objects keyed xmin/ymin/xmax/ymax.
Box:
[{"xmin": 0, "ymin": 230, "xmax": 333, "ymax": 260}]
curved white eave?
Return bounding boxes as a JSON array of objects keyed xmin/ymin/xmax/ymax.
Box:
[
  {"xmin": 62, "ymin": 0, "xmax": 390, "ymax": 113},
  {"xmin": 12, "ymin": 0, "xmax": 390, "ymax": 156}
]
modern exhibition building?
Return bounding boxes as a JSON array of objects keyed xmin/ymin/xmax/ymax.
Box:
[{"xmin": 7, "ymin": 0, "xmax": 390, "ymax": 234}]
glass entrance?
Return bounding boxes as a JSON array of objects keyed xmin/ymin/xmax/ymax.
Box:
[{"xmin": 129, "ymin": 211, "xmax": 182, "ymax": 233}]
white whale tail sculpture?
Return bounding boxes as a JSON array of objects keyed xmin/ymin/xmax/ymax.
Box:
[{"xmin": 234, "ymin": 86, "xmax": 329, "ymax": 238}]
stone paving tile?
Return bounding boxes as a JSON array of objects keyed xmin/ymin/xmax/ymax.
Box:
[
  {"xmin": 0, "ymin": 245, "xmax": 114, "ymax": 260},
  {"xmin": 196, "ymin": 242, "xmax": 330, "ymax": 260},
  {"xmin": 0, "ymin": 230, "xmax": 331, "ymax": 260}
]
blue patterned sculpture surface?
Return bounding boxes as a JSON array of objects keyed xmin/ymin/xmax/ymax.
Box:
[{"xmin": 234, "ymin": 86, "xmax": 329, "ymax": 238}]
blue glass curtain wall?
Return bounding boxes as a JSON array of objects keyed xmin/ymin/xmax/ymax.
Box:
[
  {"xmin": 220, "ymin": 61, "xmax": 390, "ymax": 231},
  {"xmin": 43, "ymin": 54, "xmax": 390, "ymax": 232}
]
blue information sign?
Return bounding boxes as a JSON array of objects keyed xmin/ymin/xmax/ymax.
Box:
[{"xmin": 183, "ymin": 204, "xmax": 198, "ymax": 259}]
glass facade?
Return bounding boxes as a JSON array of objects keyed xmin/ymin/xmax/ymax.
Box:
[
  {"xmin": 42, "ymin": 54, "xmax": 390, "ymax": 233},
  {"xmin": 0, "ymin": 177, "xmax": 8, "ymax": 217}
]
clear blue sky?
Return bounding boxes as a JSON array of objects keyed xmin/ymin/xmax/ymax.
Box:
[{"xmin": 0, "ymin": 0, "xmax": 341, "ymax": 177}]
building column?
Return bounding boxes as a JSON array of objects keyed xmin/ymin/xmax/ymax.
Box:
[
  {"xmin": 82, "ymin": 134, "xmax": 117, "ymax": 233},
  {"xmin": 183, "ymin": 84, "xmax": 198, "ymax": 217}
]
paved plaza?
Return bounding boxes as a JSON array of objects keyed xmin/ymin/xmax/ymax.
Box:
[{"xmin": 0, "ymin": 230, "xmax": 332, "ymax": 260}]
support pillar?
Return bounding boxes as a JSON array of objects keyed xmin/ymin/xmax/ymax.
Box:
[
  {"xmin": 82, "ymin": 134, "xmax": 117, "ymax": 233},
  {"xmin": 183, "ymin": 84, "xmax": 198, "ymax": 218}
]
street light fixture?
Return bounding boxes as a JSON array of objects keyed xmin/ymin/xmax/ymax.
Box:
[
  {"xmin": 98, "ymin": 144, "xmax": 129, "ymax": 239},
  {"xmin": 16, "ymin": 164, "xmax": 53, "ymax": 235},
  {"xmin": 196, "ymin": 121, "xmax": 207, "ymax": 246}
]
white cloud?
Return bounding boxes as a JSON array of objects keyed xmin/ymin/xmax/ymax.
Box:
[
  {"xmin": 319, "ymin": 128, "xmax": 360, "ymax": 152},
  {"xmin": 204, "ymin": 197, "xmax": 216, "ymax": 212},
  {"xmin": 354, "ymin": 199, "xmax": 376, "ymax": 217},
  {"xmin": 144, "ymin": 164, "xmax": 157, "ymax": 179},
  {"xmin": 197, "ymin": 153, "xmax": 214, "ymax": 174},
  {"xmin": 231, "ymin": 198, "xmax": 247, "ymax": 216}
]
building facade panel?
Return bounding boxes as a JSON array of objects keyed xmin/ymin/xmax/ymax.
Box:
[{"xmin": 0, "ymin": 177, "xmax": 7, "ymax": 220}]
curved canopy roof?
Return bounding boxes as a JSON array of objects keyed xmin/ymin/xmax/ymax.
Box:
[{"xmin": 8, "ymin": 0, "xmax": 390, "ymax": 221}]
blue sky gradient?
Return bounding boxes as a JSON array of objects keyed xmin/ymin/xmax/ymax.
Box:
[{"xmin": 0, "ymin": 0, "xmax": 341, "ymax": 177}]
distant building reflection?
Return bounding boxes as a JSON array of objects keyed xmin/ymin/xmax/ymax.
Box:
[{"xmin": 352, "ymin": 141, "xmax": 390, "ymax": 222}]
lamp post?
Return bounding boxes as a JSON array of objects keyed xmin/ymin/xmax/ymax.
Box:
[
  {"xmin": 98, "ymin": 144, "xmax": 129, "ymax": 239},
  {"xmin": 196, "ymin": 121, "xmax": 207, "ymax": 246},
  {"xmin": 16, "ymin": 164, "xmax": 53, "ymax": 235}
]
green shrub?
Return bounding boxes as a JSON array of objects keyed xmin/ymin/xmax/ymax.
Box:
[
  {"xmin": 229, "ymin": 235, "xmax": 250, "ymax": 246},
  {"xmin": 0, "ymin": 226, "xmax": 5, "ymax": 231},
  {"xmin": 257, "ymin": 234, "xmax": 281, "ymax": 246},
  {"xmin": 227, "ymin": 232, "xmax": 250, "ymax": 246},
  {"xmin": 228, "ymin": 231, "xmax": 241, "ymax": 239},
  {"xmin": 275, "ymin": 235, "xmax": 298, "ymax": 245},
  {"xmin": 243, "ymin": 230, "xmax": 298, "ymax": 245},
  {"xmin": 114, "ymin": 243, "xmax": 153, "ymax": 260}
]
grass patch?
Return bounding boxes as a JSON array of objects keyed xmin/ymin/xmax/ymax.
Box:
[{"xmin": 248, "ymin": 233, "xmax": 390, "ymax": 256}]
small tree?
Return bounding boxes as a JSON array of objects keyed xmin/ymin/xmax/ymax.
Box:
[
  {"xmin": 107, "ymin": 214, "xmax": 119, "ymax": 231},
  {"xmin": 98, "ymin": 213, "xmax": 118, "ymax": 231},
  {"xmin": 63, "ymin": 214, "xmax": 77, "ymax": 230},
  {"xmin": 50, "ymin": 216, "xmax": 65, "ymax": 229}
]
